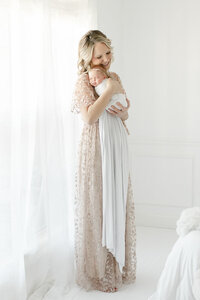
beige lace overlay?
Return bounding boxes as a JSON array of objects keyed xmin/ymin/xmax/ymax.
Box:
[{"xmin": 71, "ymin": 72, "xmax": 137, "ymax": 292}]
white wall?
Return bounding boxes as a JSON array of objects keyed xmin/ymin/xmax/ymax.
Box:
[
  {"xmin": 97, "ymin": 0, "xmax": 200, "ymax": 228},
  {"xmin": 96, "ymin": 0, "xmax": 124, "ymax": 73}
]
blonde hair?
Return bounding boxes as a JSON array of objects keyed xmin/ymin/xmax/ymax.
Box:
[{"xmin": 77, "ymin": 30, "xmax": 113, "ymax": 75}]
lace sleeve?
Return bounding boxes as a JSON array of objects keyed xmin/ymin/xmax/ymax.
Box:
[
  {"xmin": 71, "ymin": 73, "xmax": 96, "ymax": 114},
  {"xmin": 110, "ymin": 72, "xmax": 130, "ymax": 135}
]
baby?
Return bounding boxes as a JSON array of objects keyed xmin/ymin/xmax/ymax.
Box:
[{"xmin": 88, "ymin": 66, "xmax": 128, "ymax": 111}]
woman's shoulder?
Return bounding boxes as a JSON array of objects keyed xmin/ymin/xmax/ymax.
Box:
[
  {"xmin": 74, "ymin": 72, "xmax": 92, "ymax": 91},
  {"xmin": 77, "ymin": 72, "xmax": 89, "ymax": 83}
]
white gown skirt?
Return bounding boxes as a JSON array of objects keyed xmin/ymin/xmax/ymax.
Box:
[{"xmin": 99, "ymin": 110, "xmax": 129, "ymax": 273}]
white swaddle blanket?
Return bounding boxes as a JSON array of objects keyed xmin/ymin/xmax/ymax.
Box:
[{"xmin": 95, "ymin": 78, "xmax": 129, "ymax": 272}]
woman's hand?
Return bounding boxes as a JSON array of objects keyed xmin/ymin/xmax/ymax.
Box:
[
  {"xmin": 106, "ymin": 78, "xmax": 124, "ymax": 95},
  {"xmin": 107, "ymin": 98, "xmax": 130, "ymax": 120}
]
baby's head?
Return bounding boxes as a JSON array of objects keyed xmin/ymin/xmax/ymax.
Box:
[{"xmin": 88, "ymin": 65, "xmax": 108, "ymax": 87}]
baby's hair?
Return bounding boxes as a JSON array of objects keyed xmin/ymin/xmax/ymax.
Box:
[{"xmin": 89, "ymin": 64, "xmax": 109, "ymax": 77}]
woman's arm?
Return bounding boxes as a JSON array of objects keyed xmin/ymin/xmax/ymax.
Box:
[
  {"xmin": 80, "ymin": 78, "xmax": 124, "ymax": 125},
  {"xmin": 80, "ymin": 88, "xmax": 112, "ymax": 125},
  {"xmin": 107, "ymin": 73, "xmax": 131, "ymax": 121}
]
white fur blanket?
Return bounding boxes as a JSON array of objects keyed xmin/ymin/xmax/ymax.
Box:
[
  {"xmin": 149, "ymin": 207, "xmax": 200, "ymax": 300},
  {"xmin": 176, "ymin": 207, "xmax": 200, "ymax": 237},
  {"xmin": 193, "ymin": 269, "xmax": 200, "ymax": 300},
  {"xmin": 177, "ymin": 207, "xmax": 200, "ymax": 300}
]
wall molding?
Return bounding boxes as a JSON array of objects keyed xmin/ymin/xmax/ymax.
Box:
[
  {"xmin": 135, "ymin": 202, "xmax": 194, "ymax": 209},
  {"xmin": 129, "ymin": 137, "xmax": 200, "ymax": 146},
  {"xmin": 132, "ymin": 154, "xmax": 194, "ymax": 205}
]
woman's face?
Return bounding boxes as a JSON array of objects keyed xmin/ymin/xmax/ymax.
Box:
[{"xmin": 91, "ymin": 42, "xmax": 112, "ymax": 71}]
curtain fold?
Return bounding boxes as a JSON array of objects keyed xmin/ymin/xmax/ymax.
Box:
[{"xmin": 0, "ymin": 0, "xmax": 97, "ymax": 299}]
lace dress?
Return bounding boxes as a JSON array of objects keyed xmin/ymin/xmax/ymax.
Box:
[{"xmin": 71, "ymin": 71, "xmax": 137, "ymax": 292}]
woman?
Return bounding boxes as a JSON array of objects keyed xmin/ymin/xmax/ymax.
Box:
[{"xmin": 71, "ymin": 30, "xmax": 136, "ymax": 292}]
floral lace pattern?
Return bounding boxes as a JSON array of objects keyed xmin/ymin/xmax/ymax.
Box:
[
  {"xmin": 71, "ymin": 73, "xmax": 97, "ymax": 114},
  {"xmin": 71, "ymin": 72, "xmax": 136, "ymax": 292}
]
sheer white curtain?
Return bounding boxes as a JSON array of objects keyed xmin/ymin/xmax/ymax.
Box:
[{"xmin": 0, "ymin": 0, "xmax": 97, "ymax": 299}]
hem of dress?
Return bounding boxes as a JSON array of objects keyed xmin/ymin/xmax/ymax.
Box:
[{"xmin": 75, "ymin": 276, "xmax": 136, "ymax": 293}]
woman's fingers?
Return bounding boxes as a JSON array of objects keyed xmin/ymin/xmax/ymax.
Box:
[
  {"xmin": 115, "ymin": 102, "xmax": 124, "ymax": 111},
  {"xmin": 110, "ymin": 105, "xmax": 123, "ymax": 113},
  {"xmin": 107, "ymin": 99, "xmax": 131, "ymax": 116},
  {"xmin": 108, "ymin": 109, "xmax": 118, "ymax": 115},
  {"xmin": 115, "ymin": 101, "xmax": 129, "ymax": 112},
  {"xmin": 126, "ymin": 98, "xmax": 130, "ymax": 109},
  {"xmin": 108, "ymin": 107, "xmax": 118, "ymax": 115}
]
